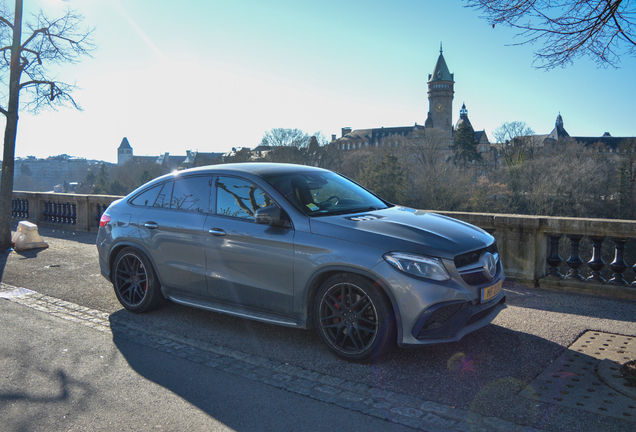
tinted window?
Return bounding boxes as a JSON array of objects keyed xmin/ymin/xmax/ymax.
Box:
[
  {"xmin": 170, "ymin": 177, "xmax": 211, "ymax": 212},
  {"xmin": 216, "ymin": 176, "xmax": 273, "ymax": 220},
  {"xmin": 153, "ymin": 182, "xmax": 173, "ymax": 208},
  {"xmin": 130, "ymin": 184, "xmax": 162, "ymax": 207}
]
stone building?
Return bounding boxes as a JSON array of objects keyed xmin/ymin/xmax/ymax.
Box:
[
  {"xmin": 331, "ymin": 46, "xmax": 489, "ymax": 151},
  {"xmin": 14, "ymin": 154, "xmax": 106, "ymax": 192},
  {"xmin": 116, "ymin": 137, "xmax": 222, "ymax": 170},
  {"xmin": 516, "ymin": 113, "xmax": 635, "ymax": 152}
]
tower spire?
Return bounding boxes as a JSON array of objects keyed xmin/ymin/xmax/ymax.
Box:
[{"xmin": 440, "ymin": 41, "xmax": 443, "ymax": 54}]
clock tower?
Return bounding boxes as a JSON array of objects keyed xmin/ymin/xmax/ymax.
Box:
[{"xmin": 425, "ymin": 44, "xmax": 454, "ymax": 138}]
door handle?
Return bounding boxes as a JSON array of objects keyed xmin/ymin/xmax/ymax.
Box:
[
  {"xmin": 144, "ymin": 222, "xmax": 159, "ymax": 229},
  {"xmin": 209, "ymin": 228, "xmax": 226, "ymax": 236}
]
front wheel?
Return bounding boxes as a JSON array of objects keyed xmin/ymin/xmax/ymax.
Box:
[
  {"xmin": 112, "ymin": 247, "xmax": 165, "ymax": 313},
  {"xmin": 314, "ymin": 274, "xmax": 396, "ymax": 362}
]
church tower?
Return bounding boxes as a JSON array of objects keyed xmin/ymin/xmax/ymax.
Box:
[
  {"xmin": 425, "ymin": 45, "xmax": 454, "ymax": 137},
  {"xmin": 118, "ymin": 137, "xmax": 133, "ymax": 165}
]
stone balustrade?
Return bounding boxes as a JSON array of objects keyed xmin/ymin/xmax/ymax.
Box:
[
  {"xmin": 11, "ymin": 192, "xmax": 636, "ymax": 299},
  {"xmin": 436, "ymin": 211, "xmax": 636, "ymax": 299},
  {"xmin": 11, "ymin": 191, "xmax": 121, "ymax": 233}
]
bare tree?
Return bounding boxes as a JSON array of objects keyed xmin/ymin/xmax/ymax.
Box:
[
  {"xmin": 0, "ymin": 0, "xmax": 94, "ymax": 251},
  {"xmin": 261, "ymin": 128, "xmax": 310, "ymax": 148},
  {"xmin": 404, "ymin": 127, "xmax": 448, "ymax": 169},
  {"xmin": 465, "ymin": 0, "xmax": 636, "ymax": 68},
  {"xmin": 491, "ymin": 121, "xmax": 541, "ymax": 165},
  {"xmin": 398, "ymin": 128, "xmax": 473, "ymax": 211},
  {"xmin": 260, "ymin": 128, "xmax": 312, "ymax": 165}
]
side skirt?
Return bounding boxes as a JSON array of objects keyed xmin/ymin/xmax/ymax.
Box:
[{"xmin": 168, "ymin": 294, "xmax": 303, "ymax": 328}]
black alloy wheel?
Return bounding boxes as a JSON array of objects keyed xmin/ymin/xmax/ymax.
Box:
[
  {"xmin": 315, "ymin": 274, "xmax": 396, "ymax": 362},
  {"xmin": 112, "ymin": 247, "xmax": 165, "ymax": 313}
]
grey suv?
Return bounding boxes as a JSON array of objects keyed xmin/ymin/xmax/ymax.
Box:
[{"xmin": 97, "ymin": 163, "xmax": 506, "ymax": 361}]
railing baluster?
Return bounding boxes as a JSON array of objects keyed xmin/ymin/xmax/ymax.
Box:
[
  {"xmin": 71, "ymin": 203, "xmax": 77, "ymax": 225},
  {"xmin": 565, "ymin": 235, "xmax": 585, "ymax": 281},
  {"xmin": 608, "ymin": 238, "xmax": 629, "ymax": 286},
  {"xmin": 586, "ymin": 236, "xmax": 606, "ymax": 283},
  {"xmin": 63, "ymin": 203, "xmax": 70, "ymax": 225},
  {"xmin": 546, "ymin": 234, "xmax": 563, "ymax": 278},
  {"xmin": 41, "ymin": 201, "xmax": 47, "ymax": 222},
  {"xmin": 54, "ymin": 202, "xmax": 61, "ymax": 224}
]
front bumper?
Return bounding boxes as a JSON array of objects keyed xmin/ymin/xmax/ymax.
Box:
[
  {"xmin": 409, "ymin": 292, "xmax": 506, "ymax": 343},
  {"xmin": 371, "ymin": 259, "xmax": 506, "ymax": 347}
]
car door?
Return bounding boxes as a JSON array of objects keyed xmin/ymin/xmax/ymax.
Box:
[
  {"xmin": 138, "ymin": 175, "xmax": 212, "ymax": 298},
  {"xmin": 204, "ymin": 175, "xmax": 295, "ymax": 314}
]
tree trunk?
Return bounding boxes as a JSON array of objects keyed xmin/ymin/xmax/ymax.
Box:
[{"xmin": 0, "ymin": 0, "xmax": 23, "ymax": 252}]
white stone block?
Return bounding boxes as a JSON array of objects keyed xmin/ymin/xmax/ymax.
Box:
[{"xmin": 12, "ymin": 221, "xmax": 49, "ymax": 251}]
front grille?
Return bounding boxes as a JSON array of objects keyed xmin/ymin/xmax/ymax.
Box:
[
  {"xmin": 421, "ymin": 302, "xmax": 465, "ymax": 330},
  {"xmin": 461, "ymin": 272, "xmax": 490, "ymax": 285},
  {"xmin": 464, "ymin": 303, "xmax": 498, "ymax": 327},
  {"xmin": 454, "ymin": 243, "xmax": 498, "ymax": 269}
]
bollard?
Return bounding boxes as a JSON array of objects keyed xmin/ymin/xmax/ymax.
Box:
[{"xmin": 12, "ymin": 221, "xmax": 49, "ymax": 251}]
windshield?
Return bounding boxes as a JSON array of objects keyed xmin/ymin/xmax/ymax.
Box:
[{"xmin": 262, "ymin": 171, "xmax": 390, "ymax": 217}]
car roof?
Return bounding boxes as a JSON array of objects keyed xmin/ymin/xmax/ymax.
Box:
[
  {"xmin": 133, "ymin": 163, "xmax": 331, "ymax": 193},
  {"xmin": 184, "ymin": 162, "xmax": 329, "ymax": 177}
]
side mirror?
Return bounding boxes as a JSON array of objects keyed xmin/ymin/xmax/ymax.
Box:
[{"xmin": 255, "ymin": 205, "xmax": 287, "ymax": 227}]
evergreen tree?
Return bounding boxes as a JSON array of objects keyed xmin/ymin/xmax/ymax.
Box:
[
  {"xmin": 91, "ymin": 163, "xmax": 110, "ymax": 194},
  {"xmin": 356, "ymin": 152, "xmax": 407, "ymax": 204},
  {"xmin": 450, "ymin": 122, "xmax": 482, "ymax": 167}
]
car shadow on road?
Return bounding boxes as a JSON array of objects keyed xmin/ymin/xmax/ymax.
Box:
[
  {"xmin": 106, "ymin": 305, "xmax": 631, "ymax": 432},
  {"xmin": 108, "ymin": 316, "xmax": 417, "ymax": 432}
]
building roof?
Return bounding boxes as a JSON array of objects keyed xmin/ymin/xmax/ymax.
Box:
[
  {"xmin": 428, "ymin": 48, "xmax": 454, "ymax": 83},
  {"xmin": 546, "ymin": 113, "xmax": 570, "ymax": 141},
  {"xmin": 118, "ymin": 137, "xmax": 132, "ymax": 150},
  {"xmin": 336, "ymin": 125, "xmax": 425, "ymax": 143},
  {"xmin": 454, "ymin": 102, "xmax": 471, "ymax": 130}
]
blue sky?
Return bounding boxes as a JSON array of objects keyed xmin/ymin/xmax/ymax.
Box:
[{"xmin": 7, "ymin": 0, "xmax": 636, "ymax": 163}]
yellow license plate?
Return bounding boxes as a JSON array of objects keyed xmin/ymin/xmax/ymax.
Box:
[{"xmin": 481, "ymin": 280, "xmax": 502, "ymax": 303}]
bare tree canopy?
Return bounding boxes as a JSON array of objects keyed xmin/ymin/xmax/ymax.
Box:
[
  {"xmin": 260, "ymin": 128, "xmax": 310, "ymax": 148},
  {"xmin": 0, "ymin": 0, "xmax": 94, "ymax": 252},
  {"xmin": 465, "ymin": 0, "xmax": 636, "ymax": 68},
  {"xmin": 491, "ymin": 121, "xmax": 535, "ymax": 143},
  {"xmin": 0, "ymin": 3, "xmax": 94, "ymax": 113}
]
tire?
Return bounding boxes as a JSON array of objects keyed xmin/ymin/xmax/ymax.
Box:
[
  {"xmin": 314, "ymin": 273, "xmax": 396, "ymax": 362},
  {"xmin": 112, "ymin": 247, "xmax": 165, "ymax": 313}
]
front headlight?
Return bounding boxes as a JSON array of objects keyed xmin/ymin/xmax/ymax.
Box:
[{"xmin": 383, "ymin": 252, "xmax": 450, "ymax": 281}]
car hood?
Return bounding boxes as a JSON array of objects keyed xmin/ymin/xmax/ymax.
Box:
[{"xmin": 309, "ymin": 207, "xmax": 494, "ymax": 260}]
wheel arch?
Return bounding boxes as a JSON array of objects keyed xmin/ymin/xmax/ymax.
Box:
[
  {"xmin": 302, "ymin": 266, "xmax": 403, "ymax": 344},
  {"xmin": 107, "ymin": 241, "xmax": 163, "ymax": 287}
]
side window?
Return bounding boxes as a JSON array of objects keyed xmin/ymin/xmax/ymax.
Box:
[
  {"xmin": 153, "ymin": 181, "xmax": 173, "ymax": 208},
  {"xmin": 216, "ymin": 176, "xmax": 273, "ymax": 220},
  {"xmin": 171, "ymin": 177, "xmax": 211, "ymax": 213},
  {"xmin": 130, "ymin": 184, "xmax": 162, "ymax": 207}
]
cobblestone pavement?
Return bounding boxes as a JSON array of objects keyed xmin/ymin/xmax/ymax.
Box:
[{"xmin": 1, "ymin": 282, "xmax": 541, "ymax": 432}]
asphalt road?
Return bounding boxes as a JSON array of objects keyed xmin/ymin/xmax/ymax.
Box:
[
  {"xmin": 0, "ymin": 298, "xmax": 418, "ymax": 432},
  {"xmin": 1, "ymin": 226, "xmax": 636, "ymax": 432}
]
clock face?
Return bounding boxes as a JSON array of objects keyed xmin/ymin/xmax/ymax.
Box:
[{"xmin": 435, "ymin": 102, "xmax": 444, "ymax": 113}]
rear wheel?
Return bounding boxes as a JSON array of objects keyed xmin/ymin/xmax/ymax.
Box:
[
  {"xmin": 112, "ymin": 247, "xmax": 165, "ymax": 313},
  {"xmin": 314, "ymin": 273, "xmax": 396, "ymax": 362}
]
